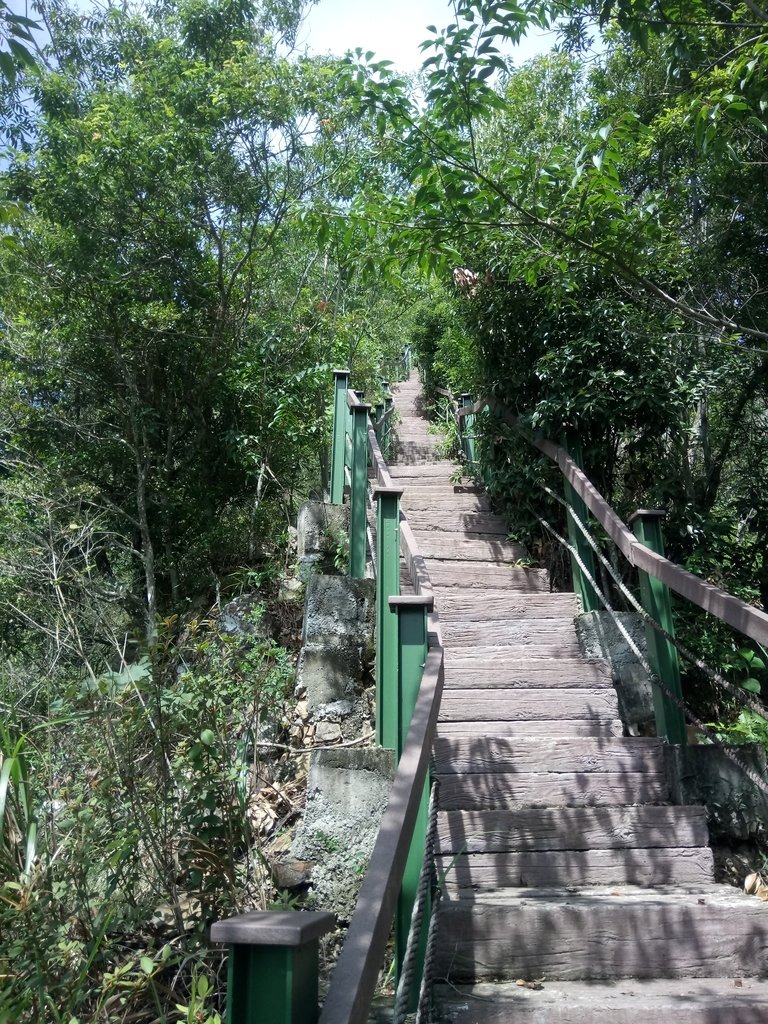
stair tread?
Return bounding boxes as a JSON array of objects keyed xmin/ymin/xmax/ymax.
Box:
[
  {"xmin": 437, "ymin": 805, "xmax": 710, "ymax": 851},
  {"xmin": 432, "ymin": 979, "xmax": 768, "ymax": 1022}
]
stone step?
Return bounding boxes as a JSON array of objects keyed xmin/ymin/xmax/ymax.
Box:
[
  {"xmin": 442, "ymin": 657, "xmax": 613, "ymax": 688},
  {"xmin": 436, "ymin": 806, "xmax": 711, "ymax": 853},
  {"xmin": 436, "ymin": 847, "xmax": 715, "ymax": 889},
  {"xmin": 438, "ymin": 686, "xmax": 620, "ymax": 724},
  {"xmin": 436, "ymin": 769, "xmax": 668, "ymax": 809},
  {"xmin": 437, "ymin": 591, "xmax": 577, "ymax": 619},
  {"xmin": 436, "ymin": 719, "xmax": 624, "ymax": 738},
  {"xmin": 389, "ymin": 461, "xmax": 457, "ymax": 476},
  {"xmin": 432, "ymin": 979, "xmax": 768, "ymax": 1023},
  {"xmin": 428, "ymin": 564, "xmax": 550, "ymax": 590},
  {"xmin": 432, "ymin": 736, "xmax": 664, "ymax": 776},
  {"xmin": 441, "ymin": 620, "xmax": 580, "ymax": 650},
  {"xmin": 435, "ymin": 885, "xmax": 768, "ymax": 982},
  {"xmin": 406, "ymin": 512, "xmax": 508, "ymax": 535},
  {"xmin": 413, "ymin": 534, "xmax": 528, "ymax": 563},
  {"xmin": 401, "ymin": 492, "xmax": 489, "ymax": 511}
]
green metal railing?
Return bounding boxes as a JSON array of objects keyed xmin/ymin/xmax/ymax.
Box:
[
  {"xmin": 211, "ymin": 369, "xmax": 444, "ymax": 1024},
  {"xmin": 445, "ymin": 387, "xmax": 768, "ymax": 752}
]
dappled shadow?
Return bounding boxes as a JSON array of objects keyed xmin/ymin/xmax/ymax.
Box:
[{"xmin": 386, "ymin": 371, "xmax": 768, "ymax": 1020}]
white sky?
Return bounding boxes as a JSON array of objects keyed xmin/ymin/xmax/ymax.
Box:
[{"xmin": 297, "ymin": 0, "xmax": 557, "ymax": 71}]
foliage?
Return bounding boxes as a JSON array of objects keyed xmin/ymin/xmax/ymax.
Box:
[{"xmin": 0, "ymin": 607, "xmax": 293, "ymax": 1022}]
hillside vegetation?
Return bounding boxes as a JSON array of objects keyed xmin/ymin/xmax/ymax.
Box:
[{"xmin": 2, "ymin": 0, "xmax": 768, "ymax": 1018}]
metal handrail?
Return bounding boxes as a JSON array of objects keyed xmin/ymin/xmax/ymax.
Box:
[
  {"xmin": 320, "ymin": 393, "xmax": 445, "ymax": 1024},
  {"xmin": 447, "ymin": 387, "xmax": 768, "ymax": 648}
]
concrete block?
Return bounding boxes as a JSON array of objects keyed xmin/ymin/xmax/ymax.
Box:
[
  {"xmin": 292, "ymin": 747, "xmax": 395, "ymax": 921},
  {"xmin": 297, "ymin": 575, "xmax": 375, "ymax": 712},
  {"xmin": 296, "ymin": 501, "xmax": 349, "ymax": 577},
  {"xmin": 576, "ymin": 611, "xmax": 655, "ymax": 730},
  {"xmin": 664, "ymin": 742, "xmax": 768, "ymax": 840}
]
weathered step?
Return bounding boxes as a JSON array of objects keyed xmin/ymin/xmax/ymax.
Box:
[
  {"xmin": 436, "ymin": 770, "xmax": 668, "ymax": 809},
  {"xmin": 406, "ymin": 512, "xmax": 508, "ymax": 535},
  {"xmin": 436, "ymin": 805, "xmax": 710, "ymax": 853},
  {"xmin": 414, "ymin": 534, "xmax": 528, "ymax": 563},
  {"xmin": 435, "ymin": 885, "xmax": 768, "ymax": 981},
  {"xmin": 389, "ymin": 461, "xmax": 458, "ymax": 477},
  {"xmin": 432, "ymin": 978, "xmax": 768, "ymax": 1023},
  {"xmin": 442, "ymin": 657, "xmax": 613, "ymax": 688},
  {"xmin": 429, "ymin": 564, "xmax": 550, "ymax": 590},
  {"xmin": 401, "ymin": 480, "xmax": 482, "ymax": 493},
  {"xmin": 438, "ymin": 687, "xmax": 620, "ymax": 723},
  {"xmin": 437, "ymin": 719, "xmax": 624, "ymax": 738},
  {"xmin": 436, "ymin": 847, "xmax": 715, "ymax": 890},
  {"xmin": 440, "ymin": 620, "xmax": 580, "ymax": 651},
  {"xmin": 438, "ymin": 592, "xmax": 577, "ymax": 619},
  {"xmin": 432, "ymin": 736, "xmax": 664, "ymax": 775}
]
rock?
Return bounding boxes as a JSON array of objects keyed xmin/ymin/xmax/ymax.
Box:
[
  {"xmin": 315, "ymin": 699, "xmax": 354, "ymax": 722},
  {"xmin": 271, "ymin": 857, "xmax": 313, "ymax": 890},
  {"xmin": 150, "ymin": 894, "xmax": 201, "ymax": 934},
  {"xmin": 296, "ymin": 700, "xmax": 309, "ymax": 721},
  {"xmin": 278, "ymin": 576, "xmax": 304, "ymax": 604},
  {"xmin": 297, "ymin": 501, "xmax": 349, "ymax": 558},
  {"xmin": 315, "ymin": 721, "xmax": 342, "ymax": 744},
  {"xmin": 219, "ymin": 593, "xmax": 274, "ymax": 639}
]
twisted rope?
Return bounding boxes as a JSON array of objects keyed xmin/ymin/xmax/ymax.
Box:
[
  {"xmin": 393, "ymin": 779, "xmax": 440, "ymax": 1024},
  {"xmin": 535, "ymin": 509, "xmax": 768, "ymax": 799},
  {"xmin": 541, "ymin": 484, "xmax": 768, "ymax": 724}
]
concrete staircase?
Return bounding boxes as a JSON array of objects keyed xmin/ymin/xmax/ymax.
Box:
[{"xmin": 388, "ymin": 373, "xmax": 768, "ymax": 1022}]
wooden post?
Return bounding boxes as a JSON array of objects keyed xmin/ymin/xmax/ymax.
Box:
[
  {"xmin": 389, "ymin": 594, "xmax": 433, "ymax": 1010},
  {"xmin": 630, "ymin": 510, "xmax": 687, "ymax": 746},
  {"xmin": 561, "ymin": 433, "xmax": 602, "ymax": 613},
  {"xmin": 373, "ymin": 487, "xmax": 402, "ymax": 749},
  {"xmin": 459, "ymin": 394, "xmax": 477, "ymax": 470},
  {"xmin": 330, "ymin": 370, "xmax": 350, "ymax": 505},
  {"xmin": 349, "ymin": 403, "xmax": 370, "ymax": 578},
  {"xmin": 211, "ymin": 911, "xmax": 335, "ymax": 1024}
]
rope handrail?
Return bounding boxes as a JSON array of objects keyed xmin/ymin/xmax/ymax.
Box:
[{"xmin": 442, "ymin": 384, "xmax": 768, "ymax": 648}]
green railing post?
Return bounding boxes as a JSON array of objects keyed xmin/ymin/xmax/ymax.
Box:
[
  {"xmin": 330, "ymin": 370, "xmax": 350, "ymax": 505},
  {"xmin": 211, "ymin": 911, "xmax": 335, "ymax": 1024},
  {"xmin": 349, "ymin": 402, "xmax": 370, "ymax": 578},
  {"xmin": 629, "ymin": 509, "xmax": 687, "ymax": 746},
  {"xmin": 373, "ymin": 487, "xmax": 402, "ymax": 749},
  {"xmin": 561, "ymin": 433, "xmax": 602, "ymax": 613},
  {"xmin": 459, "ymin": 394, "xmax": 477, "ymax": 470},
  {"xmin": 389, "ymin": 593, "xmax": 433, "ymax": 1011},
  {"xmin": 384, "ymin": 393, "xmax": 394, "ymax": 459}
]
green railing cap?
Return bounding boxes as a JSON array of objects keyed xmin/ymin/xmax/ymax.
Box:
[
  {"xmin": 372, "ymin": 486, "xmax": 404, "ymax": 499},
  {"xmin": 211, "ymin": 911, "xmax": 336, "ymax": 947},
  {"xmin": 628, "ymin": 509, "xmax": 667, "ymax": 523},
  {"xmin": 389, "ymin": 594, "xmax": 434, "ymax": 612}
]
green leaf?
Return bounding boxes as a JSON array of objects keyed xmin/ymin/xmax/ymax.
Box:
[
  {"xmin": 200, "ymin": 728, "xmax": 216, "ymax": 746},
  {"xmin": 742, "ymin": 678, "xmax": 761, "ymax": 694},
  {"xmin": 140, "ymin": 956, "xmax": 155, "ymax": 975}
]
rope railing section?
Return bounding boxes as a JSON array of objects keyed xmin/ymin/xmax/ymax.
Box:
[
  {"xmin": 535, "ymin": 504, "xmax": 768, "ymax": 800},
  {"xmin": 541, "ymin": 484, "xmax": 768, "ymax": 727},
  {"xmin": 210, "ymin": 368, "xmax": 445, "ymax": 1024},
  {"xmin": 438, "ymin": 382, "xmax": 768, "ymax": 750},
  {"xmin": 393, "ymin": 777, "xmax": 440, "ymax": 1024}
]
